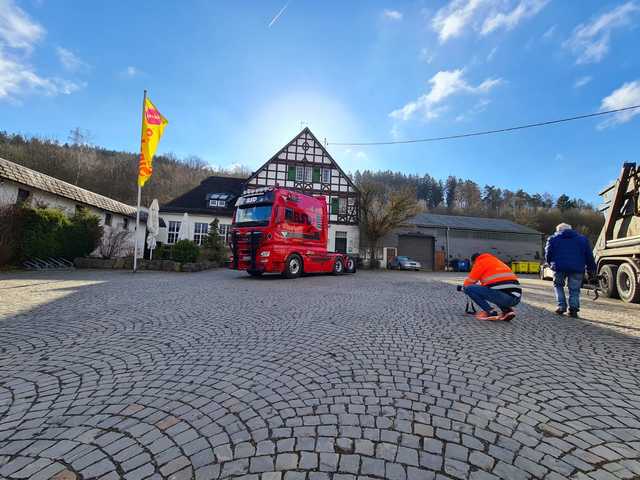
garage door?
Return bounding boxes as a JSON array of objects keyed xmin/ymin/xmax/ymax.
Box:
[{"xmin": 398, "ymin": 234, "xmax": 434, "ymax": 271}]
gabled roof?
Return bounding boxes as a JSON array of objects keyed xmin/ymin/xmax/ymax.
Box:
[
  {"xmin": 408, "ymin": 212, "xmax": 542, "ymax": 234},
  {"xmin": 160, "ymin": 175, "xmax": 246, "ymax": 216},
  {"xmin": 247, "ymin": 127, "xmax": 359, "ymax": 193},
  {"xmin": 0, "ymin": 156, "xmax": 138, "ymax": 217}
]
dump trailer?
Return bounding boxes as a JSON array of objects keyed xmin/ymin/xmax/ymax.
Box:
[{"xmin": 595, "ymin": 162, "xmax": 640, "ymax": 303}]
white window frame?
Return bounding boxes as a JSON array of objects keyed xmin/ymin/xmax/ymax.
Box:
[
  {"xmin": 304, "ymin": 166, "xmax": 313, "ymax": 183},
  {"xmin": 295, "ymin": 166, "xmax": 305, "ymax": 182},
  {"xmin": 218, "ymin": 223, "xmax": 231, "ymax": 242},
  {"xmin": 322, "ymin": 168, "xmax": 331, "ymax": 184},
  {"xmin": 338, "ymin": 197, "xmax": 347, "ymax": 215},
  {"xmin": 167, "ymin": 221, "xmax": 181, "ymax": 244},
  {"xmin": 194, "ymin": 222, "xmax": 209, "ymax": 245}
]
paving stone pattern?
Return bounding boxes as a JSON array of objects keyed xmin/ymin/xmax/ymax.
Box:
[{"xmin": 1, "ymin": 269, "xmax": 640, "ymax": 479}]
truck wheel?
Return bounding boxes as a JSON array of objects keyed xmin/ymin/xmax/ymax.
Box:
[
  {"xmin": 616, "ymin": 263, "xmax": 640, "ymax": 303},
  {"xmin": 333, "ymin": 258, "xmax": 344, "ymax": 275},
  {"xmin": 346, "ymin": 257, "xmax": 356, "ymax": 274},
  {"xmin": 284, "ymin": 254, "xmax": 303, "ymax": 279},
  {"xmin": 599, "ymin": 264, "xmax": 618, "ymax": 298}
]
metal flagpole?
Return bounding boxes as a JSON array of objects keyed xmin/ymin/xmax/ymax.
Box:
[{"xmin": 133, "ymin": 89, "xmax": 147, "ymax": 273}]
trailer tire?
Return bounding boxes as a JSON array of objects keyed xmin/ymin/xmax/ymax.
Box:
[
  {"xmin": 346, "ymin": 257, "xmax": 356, "ymax": 274},
  {"xmin": 333, "ymin": 258, "xmax": 344, "ymax": 275},
  {"xmin": 616, "ymin": 263, "xmax": 640, "ymax": 303},
  {"xmin": 284, "ymin": 254, "xmax": 303, "ymax": 279},
  {"xmin": 599, "ymin": 264, "xmax": 618, "ymax": 298}
]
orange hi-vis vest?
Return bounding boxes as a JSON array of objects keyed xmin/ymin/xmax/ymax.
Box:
[{"xmin": 463, "ymin": 253, "xmax": 522, "ymax": 298}]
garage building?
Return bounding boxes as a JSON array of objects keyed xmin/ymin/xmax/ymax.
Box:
[{"xmin": 382, "ymin": 213, "xmax": 544, "ymax": 271}]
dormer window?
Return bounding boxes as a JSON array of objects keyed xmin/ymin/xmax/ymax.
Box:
[{"xmin": 206, "ymin": 192, "xmax": 231, "ymax": 208}]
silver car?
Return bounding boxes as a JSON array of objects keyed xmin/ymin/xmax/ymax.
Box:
[{"xmin": 388, "ymin": 256, "xmax": 422, "ymax": 271}]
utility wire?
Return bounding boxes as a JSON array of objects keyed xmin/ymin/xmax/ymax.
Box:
[{"xmin": 327, "ymin": 104, "xmax": 640, "ymax": 146}]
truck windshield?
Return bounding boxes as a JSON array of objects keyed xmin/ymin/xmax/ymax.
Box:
[{"xmin": 236, "ymin": 205, "xmax": 273, "ymax": 225}]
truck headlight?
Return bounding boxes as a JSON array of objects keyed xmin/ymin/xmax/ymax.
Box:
[{"xmin": 260, "ymin": 251, "xmax": 270, "ymax": 257}]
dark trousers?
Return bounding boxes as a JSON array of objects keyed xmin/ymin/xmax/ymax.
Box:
[{"xmin": 464, "ymin": 285, "xmax": 520, "ymax": 313}]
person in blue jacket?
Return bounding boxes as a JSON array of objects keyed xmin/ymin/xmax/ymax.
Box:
[{"xmin": 545, "ymin": 223, "xmax": 597, "ymax": 317}]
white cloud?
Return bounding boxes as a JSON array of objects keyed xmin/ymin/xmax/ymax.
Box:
[
  {"xmin": 573, "ymin": 76, "xmax": 592, "ymax": 89},
  {"xmin": 419, "ymin": 48, "xmax": 435, "ymax": 64},
  {"xmin": 56, "ymin": 46, "xmax": 89, "ymax": 72},
  {"xmin": 121, "ymin": 66, "xmax": 141, "ymax": 78},
  {"xmin": 565, "ymin": 1, "xmax": 640, "ymax": 64},
  {"xmin": 542, "ymin": 24, "xmax": 556, "ymax": 40},
  {"xmin": 0, "ymin": 0, "xmax": 84, "ymax": 101},
  {"xmin": 0, "ymin": 50, "xmax": 83, "ymax": 100},
  {"xmin": 389, "ymin": 69, "xmax": 502, "ymax": 121},
  {"xmin": 383, "ymin": 9, "xmax": 403, "ymax": 21},
  {"xmin": 431, "ymin": 0, "xmax": 549, "ymax": 43},
  {"xmin": 598, "ymin": 80, "xmax": 640, "ymax": 129},
  {"xmin": 487, "ymin": 46, "xmax": 498, "ymax": 61},
  {"xmin": 481, "ymin": 0, "xmax": 549, "ymax": 35},
  {"xmin": 0, "ymin": 0, "xmax": 44, "ymax": 51}
]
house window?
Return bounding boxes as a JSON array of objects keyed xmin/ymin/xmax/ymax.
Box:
[
  {"xmin": 75, "ymin": 204, "xmax": 86, "ymax": 215},
  {"xmin": 295, "ymin": 166, "xmax": 305, "ymax": 182},
  {"xmin": 194, "ymin": 222, "xmax": 209, "ymax": 245},
  {"xmin": 105, "ymin": 213, "xmax": 112, "ymax": 226},
  {"xmin": 122, "ymin": 218, "xmax": 129, "ymax": 230},
  {"xmin": 304, "ymin": 166, "xmax": 313, "ymax": 183},
  {"xmin": 16, "ymin": 188, "xmax": 30, "ymax": 204},
  {"xmin": 339, "ymin": 197, "xmax": 347, "ymax": 215},
  {"xmin": 218, "ymin": 223, "xmax": 231, "ymax": 241},
  {"xmin": 168, "ymin": 221, "xmax": 181, "ymax": 244},
  {"xmin": 209, "ymin": 199, "xmax": 226, "ymax": 208},
  {"xmin": 322, "ymin": 168, "xmax": 331, "ymax": 183}
]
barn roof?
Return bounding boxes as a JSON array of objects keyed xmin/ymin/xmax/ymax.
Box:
[
  {"xmin": 0, "ymin": 157, "xmax": 138, "ymax": 217},
  {"xmin": 408, "ymin": 212, "xmax": 542, "ymax": 234}
]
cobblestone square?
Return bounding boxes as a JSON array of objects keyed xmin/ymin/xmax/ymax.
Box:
[{"xmin": 1, "ymin": 269, "xmax": 639, "ymax": 479}]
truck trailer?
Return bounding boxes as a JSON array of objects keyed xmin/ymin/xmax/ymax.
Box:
[
  {"xmin": 229, "ymin": 187, "xmax": 356, "ymax": 278},
  {"xmin": 595, "ymin": 162, "xmax": 640, "ymax": 303}
]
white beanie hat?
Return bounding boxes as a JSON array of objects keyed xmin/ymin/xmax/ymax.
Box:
[{"xmin": 556, "ymin": 223, "xmax": 572, "ymax": 232}]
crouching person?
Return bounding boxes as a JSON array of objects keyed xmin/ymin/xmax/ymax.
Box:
[{"xmin": 463, "ymin": 253, "xmax": 522, "ymax": 321}]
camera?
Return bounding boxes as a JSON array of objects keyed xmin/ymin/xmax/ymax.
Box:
[{"xmin": 456, "ymin": 285, "xmax": 463, "ymax": 292}]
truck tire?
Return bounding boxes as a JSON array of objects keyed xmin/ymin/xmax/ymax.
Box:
[
  {"xmin": 284, "ymin": 254, "xmax": 303, "ymax": 279},
  {"xmin": 346, "ymin": 257, "xmax": 356, "ymax": 274},
  {"xmin": 616, "ymin": 263, "xmax": 640, "ymax": 303},
  {"xmin": 599, "ymin": 264, "xmax": 618, "ymax": 298},
  {"xmin": 333, "ymin": 258, "xmax": 344, "ymax": 275}
]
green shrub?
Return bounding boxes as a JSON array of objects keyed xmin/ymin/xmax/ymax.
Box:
[
  {"xmin": 202, "ymin": 218, "xmax": 228, "ymax": 264},
  {"xmin": 62, "ymin": 210, "xmax": 103, "ymax": 259},
  {"xmin": 20, "ymin": 206, "xmax": 103, "ymax": 261},
  {"xmin": 21, "ymin": 207, "xmax": 70, "ymax": 259},
  {"xmin": 171, "ymin": 239, "xmax": 199, "ymax": 263}
]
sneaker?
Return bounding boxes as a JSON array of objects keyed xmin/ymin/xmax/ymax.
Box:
[
  {"xmin": 569, "ymin": 309, "xmax": 579, "ymax": 318},
  {"xmin": 555, "ymin": 307, "xmax": 566, "ymax": 315},
  {"xmin": 500, "ymin": 309, "xmax": 516, "ymax": 322},
  {"xmin": 475, "ymin": 310, "xmax": 500, "ymax": 321}
]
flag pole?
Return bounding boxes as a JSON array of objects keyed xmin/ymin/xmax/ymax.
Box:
[{"xmin": 133, "ymin": 89, "xmax": 147, "ymax": 273}]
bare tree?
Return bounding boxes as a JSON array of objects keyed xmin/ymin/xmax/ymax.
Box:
[
  {"xmin": 68, "ymin": 127, "xmax": 95, "ymax": 186},
  {"xmin": 99, "ymin": 230, "xmax": 131, "ymax": 258},
  {"xmin": 359, "ymin": 180, "xmax": 423, "ymax": 267}
]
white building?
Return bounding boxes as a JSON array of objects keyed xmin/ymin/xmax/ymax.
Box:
[
  {"xmin": 158, "ymin": 176, "xmax": 246, "ymax": 246},
  {"xmin": 0, "ymin": 157, "xmax": 145, "ymax": 258},
  {"xmin": 244, "ymin": 128, "xmax": 360, "ymax": 254}
]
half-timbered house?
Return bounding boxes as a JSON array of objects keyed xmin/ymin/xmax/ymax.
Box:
[{"xmin": 244, "ymin": 128, "xmax": 360, "ymax": 254}]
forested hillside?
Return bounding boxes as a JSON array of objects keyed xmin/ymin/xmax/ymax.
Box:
[
  {"xmin": 0, "ymin": 131, "xmax": 249, "ymax": 205},
  {"xmin": 1, "ymin": 131, "xmax": 603, "ymax": 240}
]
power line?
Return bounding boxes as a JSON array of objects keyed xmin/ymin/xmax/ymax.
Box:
[{"xmin": 327, "ymin": 104, "xmax": 640, "ymax": 146}]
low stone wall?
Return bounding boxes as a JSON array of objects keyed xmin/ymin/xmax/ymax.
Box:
[{"xmin": 74, "ymin": 257, "xmax": 220, "ymax": 272}]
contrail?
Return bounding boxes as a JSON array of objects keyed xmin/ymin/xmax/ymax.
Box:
[{"xmin": 268, "ymin": 0, "xmax": 291, "ymax": 28}]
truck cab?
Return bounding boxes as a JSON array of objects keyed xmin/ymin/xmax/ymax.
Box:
[{"xmin": 229, "ymin": 187, "xmax": 355, "ymax": 278}]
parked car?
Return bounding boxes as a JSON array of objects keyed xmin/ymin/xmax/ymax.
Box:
[{"xmin": 388, "ymin": 256, "xmax": 421, "ymax": 271}]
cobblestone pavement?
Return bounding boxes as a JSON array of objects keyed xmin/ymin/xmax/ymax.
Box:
[{"xmin": 1, "ymin": 269, "xmax": 640, "ymax": 480}]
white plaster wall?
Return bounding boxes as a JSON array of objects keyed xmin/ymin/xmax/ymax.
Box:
[
  {"xmin": 328, "ymin": 224, "xmax": 360, "ymax": 254},
  {"xmin": 158, "ymin": 212, "xmax": 233, "ymax": 244}
]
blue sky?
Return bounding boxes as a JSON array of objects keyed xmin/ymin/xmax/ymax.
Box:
[{"xmin": 1, "ymin": 0, "xmax": 639, "ymax": 204}]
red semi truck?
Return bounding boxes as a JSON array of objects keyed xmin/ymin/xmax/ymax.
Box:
[{"xmin": 229, "ymin": 187, "xmax": 356, "ymax": 278}]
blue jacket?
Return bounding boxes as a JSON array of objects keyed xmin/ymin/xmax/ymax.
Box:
[{"xmin": 545, "ymin": 229, "xmax": 596, "ymax": 273}]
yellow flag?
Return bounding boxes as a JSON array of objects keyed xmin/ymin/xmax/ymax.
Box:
[{"xmin": 138, "ymin": 97, "xmax": 168, "ymax": 187}]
